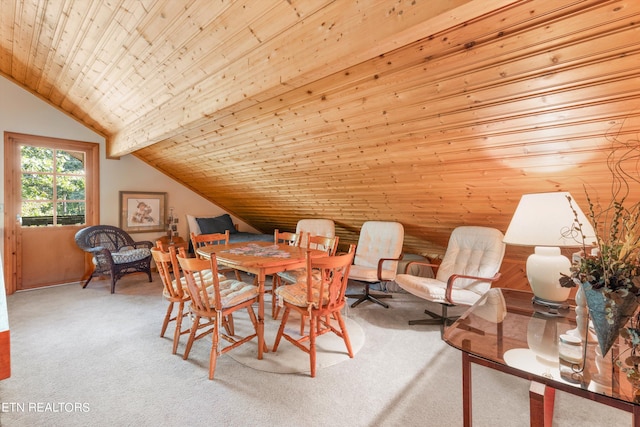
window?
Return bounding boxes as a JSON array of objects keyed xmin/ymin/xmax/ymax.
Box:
[{"xmin": 20, "ymin": 145, "xmax": 86, "ymax": 227}]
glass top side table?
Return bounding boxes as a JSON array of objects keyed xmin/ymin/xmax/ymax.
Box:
[{"xmin": 443, "ymin": 288, "xmax": 640, "ymax": 427}]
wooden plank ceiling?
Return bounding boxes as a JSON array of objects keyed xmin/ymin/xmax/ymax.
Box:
[{"xmin": 2, "ymin": 0, "xmax": 640, "ymax": 290}]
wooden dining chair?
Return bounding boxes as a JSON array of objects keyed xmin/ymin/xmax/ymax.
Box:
[
  {"xmin": 176, "ymin": 248, "xmax": 260, "ymax": 380},
  {"xmin": 277, "ymin": 234, "xmax": 339, "ymax": 284},
  {"xmin": 155, "ymin": 236, "xmax": 189, "ymax": 253},
  {"xmin": 154, "ymin": 238, "xmax": 188, "ymax": 278},
  {"xmin": 273, "ymin": 234, "xmax": 340, "ymax": 323},
  {"xmin": 272, "ymin": 245, "xmax": 356, "ymax": 377},
  {"xmin": 190, "ymin": 230, "xmax": 242, "ymax": 281},
  {"xmin": 151, "ymin": 246, "xmax": 191, "ymax": 355},
  {"xmin": 269, "ymin": 229, "xmax": 302, "ymax": 318},
  {"xmin": 274, "ymin": 229, "xmax": 301, "ymax": 246}
]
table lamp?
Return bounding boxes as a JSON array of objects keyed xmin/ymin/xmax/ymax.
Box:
[{"xmin": 503, "ymin": 192, "xmax": 596, "ymax": 309}]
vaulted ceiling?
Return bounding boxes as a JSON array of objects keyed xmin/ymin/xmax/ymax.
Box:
[{"xmin": 2, "ymin": 0, "xmax": 640, "ymax": 288}]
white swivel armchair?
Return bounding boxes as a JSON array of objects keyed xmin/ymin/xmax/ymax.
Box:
[
  {"xmin": 347, "ymin": 221, "xmax": 404, "ymax": 308},
  {"xmin": 295, "ymin": 219, "xmax": 335, "ymax": 248},
  {"xmin": 395, "ymin": 226, "xmax": 505, "ymax": 330}
]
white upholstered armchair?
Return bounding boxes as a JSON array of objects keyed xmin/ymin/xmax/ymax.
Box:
[
  {"xmin": 346, "ymin": 221, "xmax": 404, "ymax": 308},
  {"xmin": 295, "ymin": 218, "xmax": 335, "ymax": 248},
  {"xmin": 395, "ymin": 226, "xmax": 505, "ymax": 329}
]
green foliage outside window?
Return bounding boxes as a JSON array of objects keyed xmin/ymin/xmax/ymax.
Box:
[{"xmin": 20, "ymin": 145, "xmax": 86, "ymax": 225}]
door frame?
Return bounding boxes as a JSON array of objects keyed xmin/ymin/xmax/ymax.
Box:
[{"xmin": 3, "ymin": 132, "xmax": 100, "ymax": 294}]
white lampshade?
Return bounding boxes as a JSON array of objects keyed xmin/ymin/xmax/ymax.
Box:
[
  {"xmin": 504, "ymin": 192, "xmax": 596, "ymax": 306},
  {"xmin": 503, "ymin": 192, "xmax": 596, "ymax": 247}
]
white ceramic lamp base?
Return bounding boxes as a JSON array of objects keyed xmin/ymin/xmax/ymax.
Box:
[{"xmin": 527, "ymin": 246, "xmax": 571, "ymax": 307}]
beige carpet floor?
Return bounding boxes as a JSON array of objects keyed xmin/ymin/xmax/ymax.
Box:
[
  {"xmin": 227, "ymin": 310, "xmax": 364, "ymax": 374},
  {"xmin": 0, "ymin": 272, "xmax": 633, "ymax": 427}
]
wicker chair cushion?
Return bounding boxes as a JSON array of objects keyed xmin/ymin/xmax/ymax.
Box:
[{"xmin": 110, "ymin": 248, "xmax": 151, "ymax": 264}]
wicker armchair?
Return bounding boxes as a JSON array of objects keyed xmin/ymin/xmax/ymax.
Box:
[{"xmin": 75, "ymin": 225, "xmax": 154, "ymax": 293}]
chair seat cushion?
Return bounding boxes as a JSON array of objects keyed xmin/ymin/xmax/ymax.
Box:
[
  {"xmin": 394, "ymin": 274, "xmax": 483, "ymax": 306},
  {"xmin": 163, "ymin": 270, "xmax": 226, "ymax": 298},
  {"xmin": 275, "ymin": 282, "xmax": 328, "ymax": 308},
  {"xmin": 277, "ymin": 269, "xmax": 303, "ymax": 285},
  {"xmin": 348, "ymin": 265, "xmax": 396, "ymax": 282},
  {"xmin": 210, "ymin": 280, "xmax": 259, "ymax": 308},
  {"xmin": 111, "ymin": 248, "xmax": 151, "ymax": 264},
  {"xmin": 277, "ymin": 268, "xmax": 321, "ymax": 285}
]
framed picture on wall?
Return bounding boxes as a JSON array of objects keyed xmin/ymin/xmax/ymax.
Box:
[{"xmin": 119, "ymin": 191, "xmax": 167, "ymax": 233}]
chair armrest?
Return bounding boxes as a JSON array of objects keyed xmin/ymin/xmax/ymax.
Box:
[
  {"xmin": 445, "ymin": 272, "xmax": 502, "ymax": 305},
  {"xmin": 376, "ymin": 253, "xmax": 404, "ymax": 281},
  {"xmin": 87, "ymin": 246, "xmax": 115, "ymax": 270},
  {"xmin": 83, "ymin": 245, "xmax": 104, "ymax": 255},
  {"xmin": 85, "ymin": 246, "xmax": 112, "ymax": 259}
]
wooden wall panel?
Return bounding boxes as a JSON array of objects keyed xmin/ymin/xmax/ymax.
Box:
[{"xmin": 3, "ymin": 0, "xmax": 640, "ymax": 291}]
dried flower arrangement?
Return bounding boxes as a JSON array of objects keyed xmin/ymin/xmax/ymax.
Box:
[
  {"xmin": 556, "ymin": 127, "xmax": 640, "ymax": 356},
  {"xmin": 559, "ymin": 131, "xmax": 640, "ymax": 323}
]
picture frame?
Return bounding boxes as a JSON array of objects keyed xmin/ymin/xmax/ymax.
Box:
[{"xmin": 119, "ymin": 191, "xmax": 167, "ymax": 233}]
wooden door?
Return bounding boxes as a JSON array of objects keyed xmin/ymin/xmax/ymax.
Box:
[{"xmin": 3, "ymin": 132, "xmax": 99, "ymax": 293}]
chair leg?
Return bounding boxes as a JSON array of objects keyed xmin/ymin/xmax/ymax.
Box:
[
  {"xmin": 408, "ymin": 305, "xmax": 460, "ymax": 338},
  {"xmin": 334, "ymin": 312, "xmax": 354, "ymax": 358},
  {"xmin": 245, "ymin": 305, "xmax": 267, "ymax": 353},
  {"xmin": 222, "ymin": 314, "xmax": 234, "ymax": 336},
  {"xmin": 161, "ymin": 302, "xmax": 174, "ymax": 337},
  {"xmin": 310, "ymin": 314, "xmax": 317, "ymax": 378},
  {"xmin": 82, "ymin": 275, "xmax": 93, "ymax": 289},
  {"xmin": 183, "ymin": 315, "xmax": 201, "ymax": 360},
  {"xmin": 271, "ymin": 275, "xmax": 280, "ymax": 319},
  {"xmin": 348, "ymin": 282, "xmax": 391, "ymax": 308},
  {"xmin": 408, "ymin": 307, "xmax": 444, "ymax": 325},
  {"xmin": 172, "ymin": 302, "xmax": 186, "ymax": 355},
  {"xmin": 272, "ymin": 308, "xmax": 290, "ymax": 352},
  {"xmin": 110, "ymin": 276, "xmax": 116, "ymax": 294},
  {"xmin": 209, "ymin": 319, "xmax": 220, "ymax": 380},
  {"xmin": 408, "ymin": 305, "xmax": 445, "ymax": 324}
]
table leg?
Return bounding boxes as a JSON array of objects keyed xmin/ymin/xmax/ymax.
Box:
[
  {"xmin": 462, "ymin": 351, "xmax": 472, "ymax": 427},
  {"xmin": 529, "ymin": 381, "xmax": 555, "ymax": 427},
  {"xmin": 257, "ymin": 271, "xmax": 266, "ymax": 359}
]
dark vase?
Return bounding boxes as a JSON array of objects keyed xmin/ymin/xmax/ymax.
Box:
[{"xmin": 582, "ymin": 283, "xmax": 639, "ymax": 356}]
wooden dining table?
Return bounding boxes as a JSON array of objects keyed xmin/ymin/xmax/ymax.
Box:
[{"xmin": 195, "ymin": 241, "xmax": 327, "ymax": 359}]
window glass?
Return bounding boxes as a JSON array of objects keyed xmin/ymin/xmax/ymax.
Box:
[
  {"xmin": 21, "ymin": 146, "xmax": 53, "ymax": 172},
  {"xmin": 20, "ymin": 145, "xmax": 86, "ymax": 227},
  {"xmin": 21, "ymin": 173, "xmax": 53, "ymax": 200},
  {"xmin": 56, "ymin": 176, "xmax": 85, "ymax": 200},
  {"xmin": 56, "ymin": 150, "xmax": 85, "ymax": 173}
]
